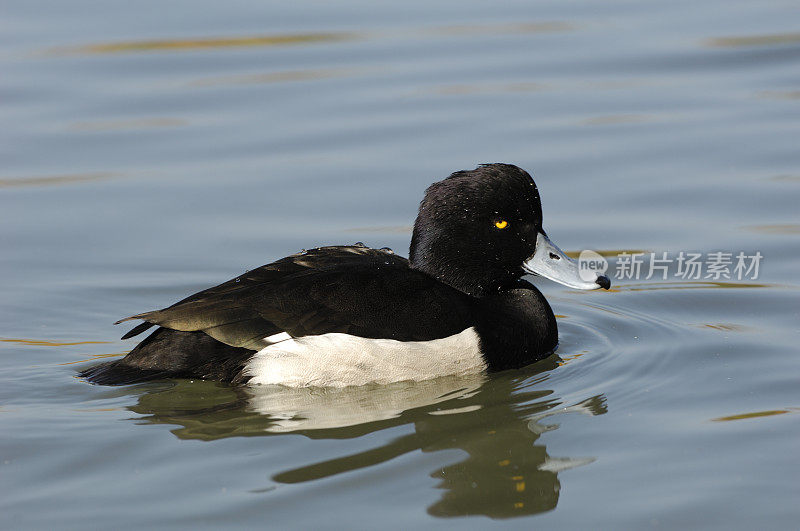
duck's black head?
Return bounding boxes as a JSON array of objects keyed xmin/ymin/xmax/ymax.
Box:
[{"xmin": 410, "ymin": 163, "xmax": 610, "ymax": 297}]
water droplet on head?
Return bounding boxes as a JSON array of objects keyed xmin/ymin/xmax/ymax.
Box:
[
  {"xmin": 353, "ymin": 242, "xmax": 366, "ymax": 248},
  {"xmin": 235, "ymin": 277, "xmax": 241, "ymax": 283},
  {"xmin": 379, "ymin": 247, "xmax": 394, "ymax": 254}
]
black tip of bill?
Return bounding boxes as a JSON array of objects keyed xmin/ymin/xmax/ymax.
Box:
[{"xmin": 595, "ymin": 275, "xmax": 611, "ymax": 290}]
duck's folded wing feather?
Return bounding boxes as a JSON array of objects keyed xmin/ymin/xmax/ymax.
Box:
[{"xmin": 116, "ymin": 246, "xmax": 474, "ymax": 350}]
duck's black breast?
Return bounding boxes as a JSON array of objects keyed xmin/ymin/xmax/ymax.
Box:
[{"xmin": 472, "ymin": 281, "xmax": 558, "ymax": 371}]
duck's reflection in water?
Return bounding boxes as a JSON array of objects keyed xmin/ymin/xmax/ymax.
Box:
[{"xmin": 127, "ymin": 360, "xmax": 606, "ymax": 518}]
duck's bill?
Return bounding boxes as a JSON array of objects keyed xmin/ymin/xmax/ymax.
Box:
[{"xmin": 522, "ymin": 232, "xmax": 611, "ymax": 290}]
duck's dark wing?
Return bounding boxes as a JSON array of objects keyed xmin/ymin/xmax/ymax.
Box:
[
  {"xmin": 81, "ymin": 246, "xmax": 475, "ymax": 385},
  {"xmin": 117, "ymin": 246, "xmax": 475, "ymax": 350}
]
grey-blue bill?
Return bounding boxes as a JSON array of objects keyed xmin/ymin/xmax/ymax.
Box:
[{"xmin": 522, "ymin": 232, "xmax": 611, "ymax": 290}]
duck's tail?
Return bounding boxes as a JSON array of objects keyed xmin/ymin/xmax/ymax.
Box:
[
  {"xmin": 78, "ymin": 327, "xmax": 256, "ymax": 385},
  {"xmin": 78, "ymin": 361, "xmax": 170, "ymax": 385}
]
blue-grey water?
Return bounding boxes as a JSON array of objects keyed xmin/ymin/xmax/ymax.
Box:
[{"xmin": 2, "ymin": 1, "xmax": 799, "ymax": 528}]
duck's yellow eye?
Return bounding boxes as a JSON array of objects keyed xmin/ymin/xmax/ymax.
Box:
[{"xmin": 495, "ymin": 220, "xmax": 508, "ymax": 229}]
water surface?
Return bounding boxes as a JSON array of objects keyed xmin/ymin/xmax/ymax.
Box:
[{"xmin": 1, "ymin": 0, "xmax": 799, "ymax": 528}]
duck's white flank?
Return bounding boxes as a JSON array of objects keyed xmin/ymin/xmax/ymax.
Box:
[
  {"xmin": 244, "ymin": 327, "xmax": 486, "ymax": 387},
  {"xmin": 264, "ymin": 332, "xmax": 292, "ymax": 344}
]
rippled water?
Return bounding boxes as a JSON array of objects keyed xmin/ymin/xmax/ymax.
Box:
[{"xmin": 2, "ymin": 0, "xmax": 799, "ymax": 528}]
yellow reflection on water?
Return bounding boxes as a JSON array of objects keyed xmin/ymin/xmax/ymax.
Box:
[
  {"xmin": 425, "ymin": 79, "xmax": 652, "ymax": 97},
  {"xmin": 62, "ymin": 352, "xmax": 126, "ymax": 366},
  {"xmin": 557, "ymin": 351, "xmax": 586, "ymax": 367},
  {"xmin": 706, "ymin": 32, "xmax": 800, "ymax": 47},
  {"xmin": 616, "ymin": 280, "xmax": 773, "ymax": 292},
  {"xmin": 190, "ymin": 68, "xmax": 356, "ymax": 87},
  {"xmin": 1, "ymin": 337, "xmax": 112, "ymax": 347},
  {"xmin": 54, "ymin": 32, "xmax": 357, "ymax": 55},
  {"xmin": 564, "ymin": 249, "xmax": 649, "ymax": 258},
  {"xmin": 696, "ymin": 323, "xmax": 749, "ymax": 332},
  {"xmin": 0, "ymin": 172, "xmax": 115, "ymax": 189},
  {"xmin": 431, "ymin": 21, "xmax": 573, "ymax": 36},
  {"xmin": 50, "ymin": 21, "xmax": 570, "ymax": 57},
  {"xmin": 744, "ymin": 224, "xmax": 800, "ymax": 235},
  {"xmin": 712, "ymin": 409, "xmax": 794, "ymax": 422}
]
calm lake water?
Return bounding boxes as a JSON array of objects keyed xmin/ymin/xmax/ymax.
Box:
[{"xmin": 2, "ymin": 0, "xmax": 799, "ymax": 528}]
